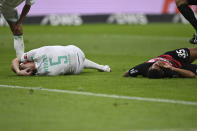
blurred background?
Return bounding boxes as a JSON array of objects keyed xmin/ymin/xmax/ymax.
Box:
[
  {"xmin": 19, "ymin": 0, "xmax": 175, "ymax": 15},
  {"xmin": 1, "ymin": 0, "xmax": 196, "ymax": 26}
]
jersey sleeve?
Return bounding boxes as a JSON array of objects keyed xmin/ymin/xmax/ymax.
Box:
[
  {"xmin": 25, "ymin": 0, "xmax": 35, "ymax": 5},
  {"xmin": 128, "ymin": 63, "xmax": 152, "ymax": 77},
  {"xmin": 20, "ymin": 49, "xmax": 36, "ymax": 63}
]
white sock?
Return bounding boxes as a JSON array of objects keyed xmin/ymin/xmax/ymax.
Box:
[
  {"xmin": 83, "ymin": 59, "xmax": 104, "ymax": 71},
  {"xmin": 14, "ymin": 35, "xmax": 24, "ymax": 57}
]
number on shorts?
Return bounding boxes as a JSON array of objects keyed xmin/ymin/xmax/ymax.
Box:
[{"xmin": 176, "ymin": 49, "xmax": 186, "ymax": 59}]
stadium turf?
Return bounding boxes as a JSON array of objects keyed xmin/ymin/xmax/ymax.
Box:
[{"xmin": 0, "ymin": 24, "xmax": 197, "ymax": 131}]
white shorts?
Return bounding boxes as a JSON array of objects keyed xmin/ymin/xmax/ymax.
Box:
[{"xmin": 0, "ymin": 3, "xmax": 19, "ymax": 22}]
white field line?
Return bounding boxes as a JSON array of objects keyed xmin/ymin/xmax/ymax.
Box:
[{"xmin": 0, "ymin": 84, "xmax": 197, "ymax": 106}]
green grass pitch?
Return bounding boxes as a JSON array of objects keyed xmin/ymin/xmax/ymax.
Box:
[{"xmin": 0, "ymin": 23, "xmax": 197, "ymax": 131}]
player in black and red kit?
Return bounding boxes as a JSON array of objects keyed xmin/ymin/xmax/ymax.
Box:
[{"xmin": 123, "ymin": 48, "xmax": 197, "ymax": 78}]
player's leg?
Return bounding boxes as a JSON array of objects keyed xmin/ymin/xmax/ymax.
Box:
[
  {"xmin": 2, "ymin": 8, "xmax": 24, "ymax": 57},
  {"xmin": 83, "ymin": 59, "xmax": 111, "ymax": 72},
  {"xmin": 7, "ymin": 21, "xmax": 24, "ymax": 57},
  {"xmin": 72, "ymin": 45, "xmax": 111, "ymax": 73},
  {"xmin": 189, "ymin": 48, "xmax": 197, "ymax": 62},
  {"xmin": 176, "ymin": 0, "xmax": 197, "ymax": 44}
]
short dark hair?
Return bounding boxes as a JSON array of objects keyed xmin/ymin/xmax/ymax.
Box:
[{"xmin": 147, "ymin": 69, "xmax": 163, "ymax": 79}]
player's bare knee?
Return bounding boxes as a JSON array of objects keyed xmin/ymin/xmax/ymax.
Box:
[{"xmin": 175, "ymin": 0, "xmax": 188, "ymax": 6}]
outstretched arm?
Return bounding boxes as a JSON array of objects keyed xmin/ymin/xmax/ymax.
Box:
[
  {"xmin": 11, "ymin": 57, "xmax": 32, "ymax": 76},
  {"xmin": 163, "ymin": 63, "xmax": 195, "ymax": 78},
  {"xmin": 170, "ymin": 67, "xmax": 195, "ymax": 78}
]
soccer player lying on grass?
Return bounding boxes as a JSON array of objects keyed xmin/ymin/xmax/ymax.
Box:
[
  {"xmin": 11, "ymin": 45, "xmax": 111, "ymax": 76},
  {"xmin": 123, "ymin": 48, "xmax": 197, "ymax": 78}
]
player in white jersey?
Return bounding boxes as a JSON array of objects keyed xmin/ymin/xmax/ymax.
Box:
[
  {"xmin": 0, "ymin": 0, "xmax": 35, "ymax": 57},
  {"xmin": 11, "ymin": 45, "xmax": 111, "ymax": 76}
]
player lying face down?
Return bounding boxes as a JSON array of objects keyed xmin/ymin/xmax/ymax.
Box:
[
  {"xmin": 123, "ymin": 48, "xmax": 197, "ymax": 78},
  {"xmin": 11, "ymin": 45, "xmax": 111, "ymax": 76}
]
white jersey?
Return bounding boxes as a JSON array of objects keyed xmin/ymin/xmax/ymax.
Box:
[
  {"xmin": 0, "ymin": 0, "xmax": 34, "ymax": 22},
  {"xmin": 20, "ymin": 45, "xmax": 85, "ymax": 76},
  {"xmin": 1, "ymin": 0, "xmax": 35, "ymax": 8}
]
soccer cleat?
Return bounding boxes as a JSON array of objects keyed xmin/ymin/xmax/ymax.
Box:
[{"xmin": 189, "ymin": 33, "xmax": 197, "ymax": 44}]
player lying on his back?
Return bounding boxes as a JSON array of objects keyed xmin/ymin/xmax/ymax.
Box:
[
  {"xmin": 123, "ymin": 48, "xmax": 197, "ymax": 78},
  {"xmin": 11, "ymin": 45, "xmax": 111, "ymax": 76}
]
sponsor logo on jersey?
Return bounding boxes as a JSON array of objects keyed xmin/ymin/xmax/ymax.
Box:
[
  {"xmin": 24, "ymin": 54, "xmax": 27, "ymax": 59},
  {"xmin": 42, "ymin": 55, "xmax": 49, "ymax": 73}
]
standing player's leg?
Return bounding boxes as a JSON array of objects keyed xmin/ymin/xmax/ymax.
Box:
[
  {"xmin": 83, "ymin": 59, "xmax": 111, "ymax": 72},
  {"xmin": 7, "ymin": 21, "xmax": 24, "ymax": 57},
  {"xmin": 176, "ymin": 0, "xmax": 197, "ymax": 44},
  {"xmin": 2, "ymin": 8, "xmax": 24, "ymax": 57}
]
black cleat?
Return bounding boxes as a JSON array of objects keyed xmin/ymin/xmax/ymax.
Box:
[{"xmin": 189, "ymin": 33, "xmax": 197, "ymax": 44}]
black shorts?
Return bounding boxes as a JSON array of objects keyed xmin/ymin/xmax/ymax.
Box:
[
  {"xmin": 164, "ymin": 48, "xmax": 191, "ymax": 65},
  {"xmin": 164, "ymin": 48, "xmax": 197, "ymax": 75},
  {"xmin": 188, "ymin": 0, "xmax": 197, "ymax": 5}
]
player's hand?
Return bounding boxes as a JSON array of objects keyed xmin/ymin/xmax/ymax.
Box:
[
  {"xmin": 155, "ymin": 61, "xmax": 165, "ymax": 67},
  {"xmin": 17, "ymin": 68, "xmax": 33, "ymax": 76},
  {"xmin": 163, "ymin": 62, "xmax": 172, "ymax": 69}
]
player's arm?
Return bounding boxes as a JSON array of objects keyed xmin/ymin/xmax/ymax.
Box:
[
  {"xmin": 170, "ymin": 67, "xmax": 195, "ymax": 78},
  {"xmin": 11, "ymin": 57, "xmax": 32, "ymax": 76},
  {"xmin": 163, "ymin": 63, "xmax": 195, "ymax": 78},
  {"xmin": 11, "ymin": 57, "xmax": 21, "ymax": 74}
]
